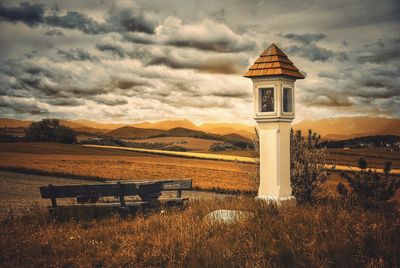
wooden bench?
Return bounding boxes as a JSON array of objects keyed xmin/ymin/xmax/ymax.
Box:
[{"xmin": 39, "ymin": 179, "xmax": 192, "ymax": 210}]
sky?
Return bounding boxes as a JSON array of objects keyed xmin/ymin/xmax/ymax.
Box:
[{"xmin": 0, "ymin": 0, "xmax": 399, "ymax": 125}]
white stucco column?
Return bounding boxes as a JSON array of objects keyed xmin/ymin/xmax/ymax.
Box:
[
  {"xmin": 256, "ymin": 122, "xmax": 295, "ymax": 204},
  {"xmin": 243, "ymin": 43, "xmax": 305, "ymax": 205}
]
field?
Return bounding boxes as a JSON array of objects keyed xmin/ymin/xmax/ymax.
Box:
[
  {"xmin": 129, "ymin": 136, "xmax": 222, "ymax": 151},
  {"xmin": 0, "ymin": 143, "xmax": 256, "ymax": 192},
  {"xmin": 1, "ymin": 143, "xmax": 399, "ymax": 194},
  {"xmin": 327, "ymin": 148, "xmax": 400, "ymax": 169}
]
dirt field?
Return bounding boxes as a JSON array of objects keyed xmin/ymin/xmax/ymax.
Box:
[
  {"xmin": 0, "ymin": 143, "xmax": 256, "ymax": 192},
  {"xmin": 0, "ymin": 171, "xmax": 102, "ymax": 215}
]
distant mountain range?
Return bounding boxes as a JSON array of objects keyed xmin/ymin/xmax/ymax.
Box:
[
  {"xmin": 1, "ymin": 116, "xmax": 399, "ymax": 140},
  {"xmin": 108, "ymin": 126, "xmax": 165, "ymax": 139},
  {"xmin": 293, "ymin": 116, "xmax": 400, "ymax": 140}
]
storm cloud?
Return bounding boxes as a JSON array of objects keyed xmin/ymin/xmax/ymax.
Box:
[
  {"xmin": 0, "ymin": 0, "xmax": 399, "ymax": 123},
  {"xmin": 0, "ymin": 1, "xmax": 156, "ymax": 35},
  {"xmin": 282, "ymin": 33, "xmax": 327, "ymax": 45},
  {"xmin": 281, "ymin": 33, "xmax": 348, "ymax": 62},
  {"xmin": 0, "ymin": 2, "xmax": 44, "ymax": 26}
]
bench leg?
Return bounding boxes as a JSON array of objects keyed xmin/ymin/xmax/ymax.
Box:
[
  {"xmin": 50, "ymin": 197, "xmax": 57, "ymax": 208},
  {"xmin": 49, "ymin": 184, "xmax": 57, "ymax": 208},
  {"xmin": 176, "ymin": 189, "xmax": 182, "ymax": 198},
  {"xmin": 117, "ymin": 182, "xmax": 126, "ymax": 207}
]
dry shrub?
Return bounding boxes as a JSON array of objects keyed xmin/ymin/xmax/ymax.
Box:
[
  {"xmin": 1, "ymin": 197, "xmax": 399, "ymax": 267},
  {"xmin": 290, "ymin": 129, "xmax": 334, "ymax": 204},
  {"xmin": 338, "ymin": 159, "xmax": 400, "ymax": 209},
  {"xmin": 235, "ymin": 128, "xmax": 260, "ymax": 192}
]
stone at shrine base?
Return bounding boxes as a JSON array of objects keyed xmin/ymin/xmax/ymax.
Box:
[{"xmin": 255, "ymin": 195, "xmax": 296, "ymax": 206}]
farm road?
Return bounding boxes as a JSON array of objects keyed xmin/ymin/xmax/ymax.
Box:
[
  {"xmin": 0, "ymin": 171, "xmax": 230, "ymax": 217},
  {"xmin": 0, "ymin": 171, "xmax": 101, "ymax": 216}
]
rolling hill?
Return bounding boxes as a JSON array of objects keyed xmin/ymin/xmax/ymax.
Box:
[
  {"xmin": 199, "ymin": 123, "xmax": 255, "ymax": 138},
  {"xmin": 293, "ymin": 116, "xmax": 400, "ymax": 140},
  {"xmin": 73, "ymin": 127, "xmax": 110, "ymax": 134},
  {"xmin": 133, "ymin": 119, "xmax": 200, "ymax": 131},
  {"xmin": 107, "ymin": 126, "xmax": 165, "ymax": 139},
  {"xmin": 151, "ymin": 127, "xmax": 253, "ymax": 149},
  {"xmin": 72, "ymin": 120, "xmax": 129, "ymax": 130},
  {"xmin": 0, "ymin": 118, "xmax": 31, "ymax": 128}
]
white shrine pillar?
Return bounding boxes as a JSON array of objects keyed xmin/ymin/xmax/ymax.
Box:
[{"xmin": 243, "ymin": 44, "xmax": 305, "ymax": 204}]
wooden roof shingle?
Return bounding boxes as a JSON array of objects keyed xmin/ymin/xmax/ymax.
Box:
[{"xmin": 244, "ymin": 44, "xmax": 305, "ymax": 79}]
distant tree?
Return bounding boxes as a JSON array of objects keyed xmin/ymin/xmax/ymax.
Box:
[
  {"xmin": 25, "ymin": 119, "xmax": 77, "ymax": 144},
  {"xmin": 357, "ymin": 157, "xmax": 368, "ymax": 170},
  {"xmin": 338, "ymin": 159, "xmax": 399, "ymax": 209},
  {"xmin": 209, "ymin": 142, "xmax": 237, "ymax": 152},
  {"xmin": 290, "ymin": 129, "xmax": 334, "ymax": 203}
]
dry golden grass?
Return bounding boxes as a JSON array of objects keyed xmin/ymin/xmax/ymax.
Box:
[
  {"xmin": 1, "ymin": 197, "xmax": 399, "ymax": 267},
  {"xmin": 0, "ymin": 143, "xmax": 256, "ymax": 192}
]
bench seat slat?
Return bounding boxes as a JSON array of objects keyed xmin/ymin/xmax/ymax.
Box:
[{"xmin": 40, "ymin": 184, "xmax": 139, "ymax": 198}]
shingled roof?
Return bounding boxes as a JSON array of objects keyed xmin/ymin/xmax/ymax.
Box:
[{"xmin": 244, "ymin": 43, "xmax": 305, "ymax": 79}]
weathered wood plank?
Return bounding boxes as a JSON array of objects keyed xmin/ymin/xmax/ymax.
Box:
[
  {"xmin": 161, "ymin": 180, "xmax": 192, "ymax": 190},
  {"xmin": 40, "ymin": 183, "xmax": 139, "ymax": 198}
]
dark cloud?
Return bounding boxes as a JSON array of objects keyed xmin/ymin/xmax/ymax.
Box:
[
  {"xmin": 44, "ymin": 11, "xmax": 104, "ymax": 34},
  {"xmin": 44, "ymin": 98, "xmax": 84, "ymax": 106},
  {"xmin": 282, "ymin": 33, "xmax": 326, "ymax": 45},
  {"xmin": 147, "ymin": 55, "xmax": 245, "ymax": 74},
  {"xmin": 356, "ymin": 39, "xmax": 400, "ymax": 63},
  {"xmin": 104, "ymin": 3, "xmax": 156, "ymax": 34},
  {"xmin": 0, "ymin": 2, "xmax": 44, "ymax": 26},
  {"xmin": 96, "ymin": 43, "xmax": 125, "ymax": 58},
  {"xmin": 95, "ymin": 41, "xmax": 249, "ymax": 74},
  {"xmin": 0, "ymin": 97, "xmax": 49, "ymax": 115},
  {"xmin": 56, "ymin": 48, "xmax": 97, "ymax": 61},
  {"xmin": 166, "ymin": 39, "xmax": 251, "ymax": 53},
  {"xmin": 282, "ymin": 33, "xmax": 348, "ymax": 62},
  {"xmin": 112, "ymin": 79, "xmax": 149, "ymax": 90},
  {"xmin": 44, "ymin": 29, "xmax": 64, "ymax": 36},
  {"xmin": 301, "ymin": 37, "xmax": 400, "ymax": 117},
  {"xmin": 90, "ymin": 95, "xmax": 128, "ymax": 106},
  {"xmin": 287, "ymin": 43, "xmax": 334, "ymax": 62},
  {"xmin": 0, "ymin": 2, "xmax": 156, "ymax": 35},
  {"xmin": 212, "ymin": 91, "xmax": 251, "ymax": 98}
]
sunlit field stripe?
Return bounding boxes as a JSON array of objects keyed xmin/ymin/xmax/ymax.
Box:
[
  {"xmin": 83, "ymin": 144, "xmax": 257, "ymax": 163},
  {"xmin": 83, "ymin": 145, "xmax": 400, "ymax": 175}
]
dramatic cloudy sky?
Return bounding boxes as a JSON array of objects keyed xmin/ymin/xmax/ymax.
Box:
[{"xmin": 0, "ymin": 0, "xmax": 399, "ymax": 124}]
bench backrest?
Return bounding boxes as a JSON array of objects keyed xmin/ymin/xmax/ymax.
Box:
[{"xmin": 40, "ymin": 179, "xmax": 192, "ymax": 199}]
